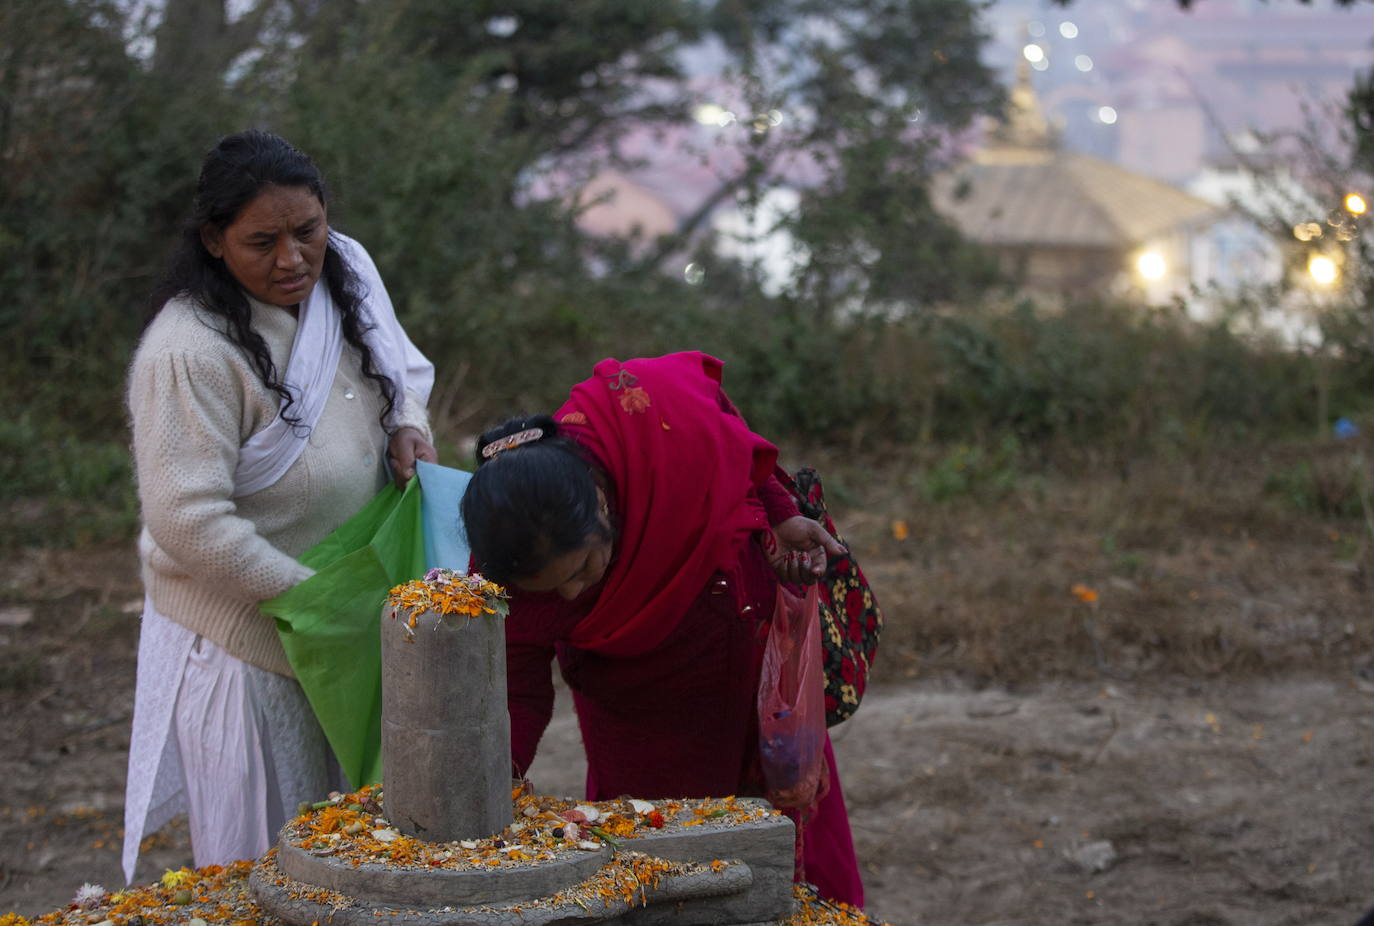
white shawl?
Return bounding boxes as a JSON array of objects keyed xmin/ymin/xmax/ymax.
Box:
[{"xmin": 232, "ymin": 233, "xmax": 433, "ymax": 497}]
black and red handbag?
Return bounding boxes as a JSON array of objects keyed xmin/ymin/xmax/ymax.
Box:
[{"xmin": 776, "ymin": 467, "xmax": 883, "ymax": 727}]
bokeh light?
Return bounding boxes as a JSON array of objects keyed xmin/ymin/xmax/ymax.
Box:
[
  {"xmin": 692, "ymin": 104, "xmax": 736, "ymax": 127},
  {"xmin": 1308, "ymin": 254, "xmax": 1338, "ymax": 286},
  {"xmin": 1098, "ymin": 106, "xmax": 1118, "ymax": 125},
  {"xmin": 1136, "ymin": 251, "xmax": 1166, "ymax": 281},
  {"xmin": 1022, "ymin": 44, "xmax": 1045, "ymax": 64},
  {"xmin": 1345, "ymin": 192, "xmax": 1367, "ymax": 215},
  {"xmin": 1293, "ymin": 222, "xmax": 1323, "ymax": 242},
  {"xmin": 485, "ymin": 16, "xmax": 519, "ymax": 37},
  {"xmin": 1075, "ymin": 54, "xmax": 1094, "ymax": 72},
  {"xmin": 1060, "ymin": 22, "xmax": 1079, "ymax": 39}
]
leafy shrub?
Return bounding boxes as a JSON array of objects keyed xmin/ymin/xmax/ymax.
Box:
[
  {"xmin": 919, "ymin": 436, "xmax": 1024, "ymax": 503},
  {"xmin": 1264, "ymin": 452, "xmax": 1372, "ymax": 519},
  {"xmin": 0, "ymin": 416, "xmax": 137, "ymax": 548}
]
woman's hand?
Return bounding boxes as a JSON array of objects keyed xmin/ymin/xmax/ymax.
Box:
[
  {"xmin": 387, "ymin": 427, "xmax": 438, "ymax": 488},
  {"xmin": 763, "ymin": 515, "xmax": 848, "ymax": 585}
]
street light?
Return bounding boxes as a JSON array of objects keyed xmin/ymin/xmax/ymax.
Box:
[{"xmin": 1344, "ymin": 192, "xmax": 1367, "ymax": 216}]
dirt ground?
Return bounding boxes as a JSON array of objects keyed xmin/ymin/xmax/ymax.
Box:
[{"xmin": 1, "ymin": 536, "xmax": 1372, "ymax": 925}]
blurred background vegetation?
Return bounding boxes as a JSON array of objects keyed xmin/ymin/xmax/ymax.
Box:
[{"xmin": 3, "ymin": 0, "xmax": 1373, "ymax": 556}]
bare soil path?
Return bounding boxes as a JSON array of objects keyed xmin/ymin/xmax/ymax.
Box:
[
  {"xmin": 836, "ymin": 676, "xmax": 1374, "ymax": 925},
  {"xmin": 521, "ymin": 672, "xmax": 1374, "ymax": 925}
]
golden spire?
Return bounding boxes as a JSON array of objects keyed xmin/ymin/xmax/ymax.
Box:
[{"xmin": 988, "ymin": 25, "xmax": 1054, "ymax": 151}]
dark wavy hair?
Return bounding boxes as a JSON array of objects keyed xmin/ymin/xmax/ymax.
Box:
[
  {"xmin": 147, "ymin": 130, "xmax": 396, "ymax": 428},
  {"xmin": 461, "ymin": 415, "xmax": 613, "ymax": 584}
]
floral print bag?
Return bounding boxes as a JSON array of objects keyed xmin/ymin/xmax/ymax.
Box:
[{"xmin": 776, "ymin": 467, "xmax": 884, "ymax": 727}]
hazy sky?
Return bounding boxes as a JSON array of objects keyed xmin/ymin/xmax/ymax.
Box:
[{"xmin": 981, "ymin": 0, "xmax": 1374, "ymax": 180}]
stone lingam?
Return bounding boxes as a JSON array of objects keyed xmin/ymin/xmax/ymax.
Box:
[{"xmin": 248, "ymin": 569, "xmax": 799, "ymax": 926}]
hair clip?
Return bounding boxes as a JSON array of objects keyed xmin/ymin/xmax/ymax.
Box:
[{"xmin": 481, "ymin": 427, "xmax": 544, "ymax": 459}]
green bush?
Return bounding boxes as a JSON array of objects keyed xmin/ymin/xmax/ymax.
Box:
[
  {"xmin": 0, "ymin": 415, "xmax": 137, "ymax": 549},
  {"xmin": 1263, "ymin": 452, "xmax": 1373, "ymax": 519},
  {"xmin": 919, "ymin": 436, "xmax": 1024, "ymax": 503}
]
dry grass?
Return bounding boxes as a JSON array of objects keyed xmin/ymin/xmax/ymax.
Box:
[
  {"xmin": 786, "ymin": 435, "xmax": 1374, "ymax": 687},
  {"xmin": 5, "ymin": 436, "xmax": 1370, "ymax": 692}
]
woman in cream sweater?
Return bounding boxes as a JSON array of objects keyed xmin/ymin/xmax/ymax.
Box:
[{"xmin": 121, "ymin": 131, "xmax": 435, "ymax": 880}]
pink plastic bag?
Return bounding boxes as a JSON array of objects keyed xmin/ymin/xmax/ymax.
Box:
[{"xmin": 757, "ymin": 584, "xmax": 830, "ymax": 809}]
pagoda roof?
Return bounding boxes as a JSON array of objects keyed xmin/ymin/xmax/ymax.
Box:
[
  {"xmin": 932, "ymin": 55, "xmax": 1220, "ymax": 249},
  {"xmin": 933, "ymin": 150, "xmax": 1221, "ymax": 249}
]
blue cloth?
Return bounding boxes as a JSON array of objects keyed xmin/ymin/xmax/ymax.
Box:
[{"xmin": 417, "ymin": 460, "xmax": 472, "ymax": 570}]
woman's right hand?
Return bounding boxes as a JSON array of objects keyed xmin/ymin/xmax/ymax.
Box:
[
  {"xmin": 761, "ymin": 516, "xmax": 848, "ymax": 585},
  {"xmin": 387, "ymin": 427, "xmax": 438, "ymax": 488}
]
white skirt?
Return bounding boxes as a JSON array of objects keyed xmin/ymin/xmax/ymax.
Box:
[{"xmin": 121, "ymin": 600, "xmax": 334, "ymax": 883}]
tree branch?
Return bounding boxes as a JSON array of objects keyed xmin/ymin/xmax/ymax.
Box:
[{"xmin": 633, "ymin": 167, "xmax": 758, "ymax": 273}]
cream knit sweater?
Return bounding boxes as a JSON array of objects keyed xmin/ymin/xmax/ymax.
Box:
[{"xmin": 128, "ymin": 293, "xmax": 432, "ymax": 677}]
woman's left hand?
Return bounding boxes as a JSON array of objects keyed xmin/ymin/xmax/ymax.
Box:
[
  {"xmin": 763, "ymin": 515, "xmax": 848, "ymax": 585},
  {"xmin": 387, "ymin": 427, "xmax": 438, "ymax": 488}
]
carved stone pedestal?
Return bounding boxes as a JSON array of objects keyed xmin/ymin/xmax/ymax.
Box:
[{"xmin": 249, "ymin": 596, "xmax": 798, "ymax": 925}]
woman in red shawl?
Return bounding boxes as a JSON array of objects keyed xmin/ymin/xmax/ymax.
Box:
[{"xmin": 460, "ymin": 352, "xmax": 864, "ymax": 907}]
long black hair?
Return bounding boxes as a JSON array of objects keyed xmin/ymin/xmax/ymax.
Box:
[
  {"xmin": 461, "ymin": 415, "xmax": 613, "ymax": 585},
  {"xmin": 147, "ymin": 130, "xmax": 396, "ymax": 428}
]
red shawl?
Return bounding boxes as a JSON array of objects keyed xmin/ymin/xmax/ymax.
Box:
[{"xmin": 552, "ymin": 352, "xmax": 777, "ymax": 657}]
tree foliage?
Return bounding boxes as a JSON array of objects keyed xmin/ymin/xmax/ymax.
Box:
[
  {"xmin": 1, "ymin": 0, "xmax": 1349, "ymax": 548},
  {"xmin": 1, "ymin": 0, "xmax": 1007, "ymax": 432},
  {"xmin": 711, "ymin": 0, "xmax": 1005, "ymax": 310}
]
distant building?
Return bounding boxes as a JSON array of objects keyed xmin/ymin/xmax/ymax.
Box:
[
  {"xmin": 574, "ymin": 169, "xmax": 679, "ymax": 242},
  {"xmin": 982, "ymin": 0, "xmax": 1374, "ymax": 186},
  {"xmin": 931, "ymin": 60, "xmax": 1222, "ymax": 302}
]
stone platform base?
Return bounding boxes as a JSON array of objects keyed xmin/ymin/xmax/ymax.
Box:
[
  {"xmin": 251, "ymin": 851, "xmax": 771, "ymax": 926},
  {"xmin": 251, "ymin": 798, "xmax": 796, "ymax": 926}
]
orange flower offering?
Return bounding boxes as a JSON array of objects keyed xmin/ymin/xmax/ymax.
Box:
[
  {"xmin": 386, "ymin": 569, "xmax": 509, "ymax": 638},
  {"xmin": 7, "ymin": 859, "xmax": 886, "ymax": 926},
  {"xmin": 276, "ymin": 784, "xmax": 771, "ymax": 873},
  {"xmin": 5, "ymin": 860, "xmax": 260, "ymax": 926}
]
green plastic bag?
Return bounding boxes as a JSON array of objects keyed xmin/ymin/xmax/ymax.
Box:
[{"xmin": 260, "ymin": 478, "xmax": 425, "ymax": 790}]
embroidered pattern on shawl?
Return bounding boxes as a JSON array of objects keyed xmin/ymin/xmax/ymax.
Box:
[{"xmin": 553, "ymin": 352, "xmax": 777, "ymax": 657}]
